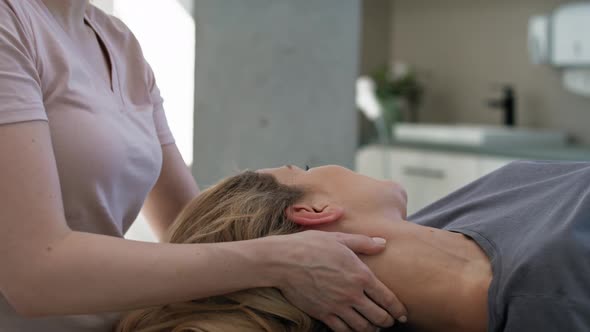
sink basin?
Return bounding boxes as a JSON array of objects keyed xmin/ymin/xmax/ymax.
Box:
[{"xmin": 393, "ymin": 123, "xmax": 568, "ymax": 148}]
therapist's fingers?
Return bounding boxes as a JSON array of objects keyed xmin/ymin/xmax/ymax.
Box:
[
  {"xmin": 337, "ymin": 234, "xmax": 388, "ymax": 256},
  {"xmin": 323, "ymin": 315, "xmax": 354, "ymax": 332},
  {"xmin": 353, "ymin": 291, "xmax": 395, "ymax": 328},
  {"xmin": 364, "ymin": 278, "xmax": 408, "ymax": 324},
  {"xmin": 340, "ymin": 308, "xmax": 380, "ymax": 332},
  {"xmin": 336, "ymin": 233, "xmax": 407, "ymax": 326}
]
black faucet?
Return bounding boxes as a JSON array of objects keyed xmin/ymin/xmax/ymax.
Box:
[{"xmin": 487, "ymin": 85, "xmax": 516, "ymax": 127}]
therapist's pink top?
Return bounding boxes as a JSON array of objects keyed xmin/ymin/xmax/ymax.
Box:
[{"xmin": 0, "ymin": 0, "xmax": 175, "ymax": 330}]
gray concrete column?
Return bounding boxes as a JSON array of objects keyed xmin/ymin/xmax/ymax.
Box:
[{"xmin": 192, "ymin": 0, "xmax": 361, "ymax": 186}]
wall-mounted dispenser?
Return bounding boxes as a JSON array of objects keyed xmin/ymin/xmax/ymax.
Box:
[
  {"xmin": 552, "ymin": 3, "xmax": 590, "ymax": 67},
  {"xmin": 528, "ymin": 2, "xmax": 590, "ymax": 97}
]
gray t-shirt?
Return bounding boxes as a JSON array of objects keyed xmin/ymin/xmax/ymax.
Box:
[{"xmin": 409, "ymin": 161, "xmax": 590, "ymax": 332}]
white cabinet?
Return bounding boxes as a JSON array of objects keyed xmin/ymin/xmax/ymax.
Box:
[
  {"xmin": 356, "ymin": 146, "xmax": 514, "ymax": 214},
  {"xmin": 387, "ymin": 148, "xmax": 481, "ymax": 213},
  {"xmin": 356, "ymin": 147, "xmax": 389, "ymax": 180}
]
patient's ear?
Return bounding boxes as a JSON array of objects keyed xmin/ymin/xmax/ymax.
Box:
[{"xmin": 286, "ymin": 203, "xmax": 344, "ymax": 226}]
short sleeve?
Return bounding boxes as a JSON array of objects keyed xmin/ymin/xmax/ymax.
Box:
[
  {"xmin": 0, "ymin": 3, "xmax": 47, "ymax": 125},
  {"xmin": 501, "ymin": 297, "xmax": 590, "ymax": 331},
  {"xmin": 146, "ymin": 64, "xmax": 175, "ymax": 146}
]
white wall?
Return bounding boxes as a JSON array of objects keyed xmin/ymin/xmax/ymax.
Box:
[{"xmin": 91, "ymin": 0, "xmax": 113, "ymax": 14}]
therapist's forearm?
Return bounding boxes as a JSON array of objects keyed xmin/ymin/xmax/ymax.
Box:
[{"xmin": 11, "ymin": 230, "xmax": 272, "ymax": 317}]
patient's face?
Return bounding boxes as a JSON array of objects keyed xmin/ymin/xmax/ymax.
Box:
[{"xmin": 259, "ymin": 165, "xmax": 408, "ymax": 221}]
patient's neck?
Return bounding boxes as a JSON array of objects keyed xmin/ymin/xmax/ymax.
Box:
[{"xmin": 346, "ymin": 218, "xmax": 491, "ymax": 332}]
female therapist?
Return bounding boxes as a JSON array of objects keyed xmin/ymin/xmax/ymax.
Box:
[{"xmin": 0, "ymin": 1, "xmax": 408, "ymax": 331}]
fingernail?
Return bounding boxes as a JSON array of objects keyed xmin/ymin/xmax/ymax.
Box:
[
  {"xmin": 372, "ymin": 237, "xmax": 387, "ymax": 245},
  {"xmin": 399, "ymin": 316, "xmax": 408, "ymax": 323}
]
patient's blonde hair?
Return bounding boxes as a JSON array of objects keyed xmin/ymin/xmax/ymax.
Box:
[{"xmin": 116, "ymin": 171, "xmax": 328, "ymax": 332}]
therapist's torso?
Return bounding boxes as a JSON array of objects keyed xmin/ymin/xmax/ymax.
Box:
[{"xmin": 0, "ymin": 0, "xmax": 174, "ymax": 330}]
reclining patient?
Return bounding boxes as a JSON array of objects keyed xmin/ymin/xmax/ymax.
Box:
[{"xmin": 117, "ymin": 161, "xmax": 590, "ymax": 332}]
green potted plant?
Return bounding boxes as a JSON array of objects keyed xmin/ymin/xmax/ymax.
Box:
[{"xmin": 370, "ymin": 63, "xmax": 424, "ymax": 140}]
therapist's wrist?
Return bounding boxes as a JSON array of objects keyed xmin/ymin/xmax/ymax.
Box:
[
  {"xmin": 226, "ymin": 235, "xmax": 287, "ymax": 289},
  {"xmin": 259, "ymin": 234, "xmax": 321, "ymax": 293},
  {"xmin": 248, "ymin": 235, "xmax": 292, "ymax": 289}
]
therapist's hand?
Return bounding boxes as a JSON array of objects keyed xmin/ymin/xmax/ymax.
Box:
[{"xmin": 268, "ymin": 231, "xmax": 408, "ymax": 332}]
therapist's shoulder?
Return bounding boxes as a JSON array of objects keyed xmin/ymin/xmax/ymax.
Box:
[
  {"xmin": 86, "ymin": 5, "xmax": 147, "ymax": 61},
  {"xmin": 0, "ymin": 0, "xmax": 39, "ymax": 51},
  {"xmin": 86, "ymin": 4, "xmax": 133, "ymax": 36},
  {"xmin": 0, "ymin": 0, "xmax": 30, "ymax": 14},
  {"xmin": 87, "ymin": 5, "xmax": 147, "ymax": 55},
  {"xmin": 0, "ymin": 0, "xmax": 33, "ymax": 28}
]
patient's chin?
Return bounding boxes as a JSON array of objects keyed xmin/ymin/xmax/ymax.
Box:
[{"xmin": 381, "ymin": 184, "xmax": 408, "ymax": 219}]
